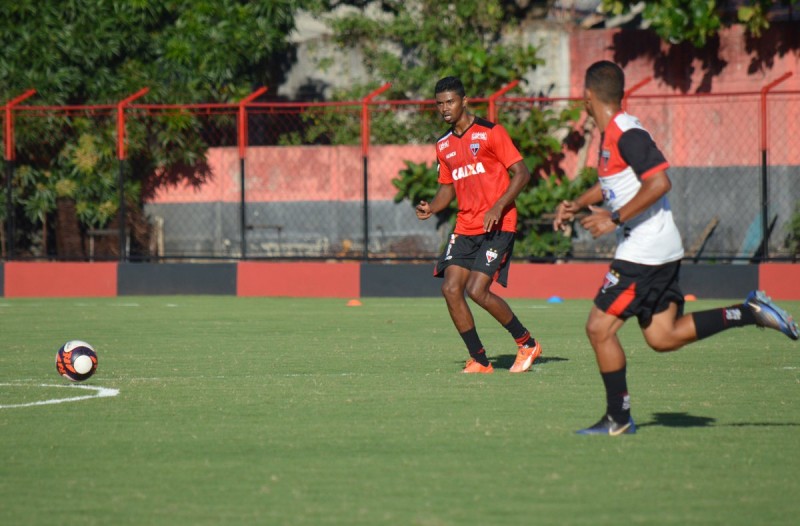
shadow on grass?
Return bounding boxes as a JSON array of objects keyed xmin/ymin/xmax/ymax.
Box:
[
  {"xmin": 450, "ymin": 355, "xmax": 568, "ymax": 370},
  {"xmin": 492, "ymin": 354, "xmax": 569, "ymax": 370},
  {"xmin": 638, "ymin": 412, "xmax": 800, "ymax": 429},
  {"xmin": 637, "ymin": 412, "xmax": 716, "ymax": 429}
]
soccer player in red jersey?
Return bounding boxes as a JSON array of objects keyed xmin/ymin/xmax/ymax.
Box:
[
  {"xmin": 416, "ymin": 76, "xmax": 542, "ymax": 374},
  {"xmin": 554, "ymin": 61, "xmax": 799, "ymax": 435}
]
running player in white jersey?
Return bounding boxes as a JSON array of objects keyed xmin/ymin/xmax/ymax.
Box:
[{"xmin": 553, "ymin": 60, "xmax": 799, "ymax": 436}]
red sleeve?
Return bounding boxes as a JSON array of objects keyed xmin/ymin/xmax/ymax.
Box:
[
  {"xmin": 436, "ymin": 151, "xmax": 452, "ymax": 184},
  {"xmin": 489, "ymin": 124, "xmax": 523, "ymax": 169}
]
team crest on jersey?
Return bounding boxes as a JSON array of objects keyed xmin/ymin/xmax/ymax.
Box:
[
  {"xmin": 485, "ymin": 248, "xmax": 498, "ymax": 265},
  {"xmin": 601, "ymin": 270, "xmax": 620, "ymax": 292},
  {"xmin": 601, "ymin": 149, "xmax": 611, "ymax": 168},
  {"xmin": 470, "ymin": 143, "xmax": 480, "ymax": 156}
]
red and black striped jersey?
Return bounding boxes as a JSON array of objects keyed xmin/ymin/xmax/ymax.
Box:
[{"xmin": 436, "ymin": 117, "xmax": 523, "ymax": 235}]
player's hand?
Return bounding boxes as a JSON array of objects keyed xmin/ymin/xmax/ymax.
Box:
[
  {"xmin": 553, "ymin": 200, "xmax": 581, "ymax": 231},
  {"xmin": 580, "ymin": 205, "xmax": 616, "ymax": 238},
  {"xmin": 416, "ymin": 200, "xmax": 433, "ymax": 220},
  {"xmin": 483, "ymin": 204, "xmax": 503, "ymax": 232}
]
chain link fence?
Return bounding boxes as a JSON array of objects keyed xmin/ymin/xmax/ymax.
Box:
[
  {"xmin": 2, "ymin": 90, "xmax": 799, "ymax": 262},
  {"xmin": 5, "ymin": 105, "xmax": 119, "ymax": 260}
]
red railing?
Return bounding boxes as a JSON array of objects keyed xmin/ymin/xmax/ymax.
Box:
[{"xmin": 2, "ymin": 76, "xmax": 798, "ymax": 262}]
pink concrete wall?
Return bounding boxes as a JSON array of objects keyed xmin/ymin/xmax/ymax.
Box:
[{"xmin": 149, "ymin": 144, "xmax": 433, "ymax": 204}]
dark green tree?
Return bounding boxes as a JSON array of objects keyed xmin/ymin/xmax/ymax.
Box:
[
  {"xmin": 0, "ymin": 0, "xmax": 302, "ymax": 258},
  {"xmin": 601, "ymin": 0, "xmax": 799, "ymax": 47}
]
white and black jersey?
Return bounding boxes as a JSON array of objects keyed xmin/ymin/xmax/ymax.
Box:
[{"xmin": 598, "ymin": 112, "xmax": 684, "ymax": 265}]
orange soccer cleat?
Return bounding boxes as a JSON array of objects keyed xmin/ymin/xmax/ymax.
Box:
[
  {"xmin": 509, "ymin": 340, "xmax": 542, "ymax": 373},
  {"xmin": 462, "ymin": 358, "xmax": 494, "ymax": 374}
]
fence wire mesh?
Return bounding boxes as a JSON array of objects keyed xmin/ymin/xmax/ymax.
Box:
[
  {"xmin": 134, "ymin": 104, "xmax": 239, "ymax": 260},
  {"xmin": 2, "ymin": 91, "xmax": 799, "ymax": 262},
  {"xmin": 7, "ymin": 106, "xmax": 118, "ymax": 260},
  {"xmin": 617, "ymin": 94, "xmax": 765, "ymax": 262}
]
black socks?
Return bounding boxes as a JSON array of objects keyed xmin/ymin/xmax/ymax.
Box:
[
  {"xmin": 461, "ymin": 315, "xmax": 535, "ymax": 367},
  {"xmin": 460, "ymin": 328, "xmax": 489, "ymax": 366},
  {"xmin": 602, "ymin": 367, "xmax": 630, "ymax": 424},
  {"xmin": 504, "ymin": 315, "xmax": 536, "ymax": 347},
  {"xmin": 692, "ymin": 304, "xmax": 757, "ymax": 340}
]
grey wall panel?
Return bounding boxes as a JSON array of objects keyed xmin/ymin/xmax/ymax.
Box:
[
  {"xmin": 118, "ymin": 263, "xmax": 237, "ymax": 295},
  {"xmin": 680, "ymin": 263, "xmax": 759, "ymax": 300},
  {"xmin": 360, "ymin": 263, "xmax": 441, "ymax": 297},
  {"xmin": 359, "ymin": 262, "xmax": 760, "ymax": 299}
]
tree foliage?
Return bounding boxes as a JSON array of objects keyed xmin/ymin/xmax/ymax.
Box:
[
  {"xmin": 0, "ymin": 1, "xmax": 299, "ymax": 103},
  {"xmin": 601, "ymin": 0, "xmax": 798, "ymax": 47},
  {"xmin": 0, "ymin": 0, "xmax": 301, "ymax": 257},
  {"xmin": 304, "ymin": 0, "xmax": 592, "ymax": 258},
  {"xmin": 314, "ymin": 1, "xmax": 542, "ymax": 101}
]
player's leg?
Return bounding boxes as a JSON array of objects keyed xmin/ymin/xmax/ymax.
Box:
[
  {"xmin": 441, "ymin": 265, "xmax": 491, "ymax": 372},
  {"xmin": 464, "ymin": 270, "xmax": 513, "ymax": 325},
  {"xmin": 465, "ymin": 271, "xmax": 541, "ymax": 372},
  {"xmin": 577, "ymin": 306, "xmax": 636, "ymax": 435},
  {"xmin": 434, "ymin": 234, "xmax": 493, "ymax": 372},
  {"xmin": 639, "ymin": 299, "xmax": 752, "ymax": 352},
  {"xmin": 464, "ymin": 231, "xmax": 541, "ymax": 372},
  {"xmin": 641, "ymin": 302, "xmax": 698, "ymax": 352},
  {"xmin": 691, "ymin": 290, "xmax": 798, "ymax": 341},
  {"xmin": 578, "ymin": 261, "xmax": 641, "ymax": 435},
  {"xmin": 642, "ymin": 292, "xmax": 799, "ymax": 352},
  {"xmin": 585, "ymin": 306, "xmax": 627, "ymax": 372}
]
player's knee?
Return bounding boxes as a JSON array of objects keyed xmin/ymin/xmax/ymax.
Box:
[
  {"xmin": 465, "ymin": 282, "xmax": 489, "ymax": 305},
  {"xmin": 441, "ymin": 281, "xmax": 462, "ymax": 300},
  {"xmin": 584, "ymin": 318, "xmax": 606, "ymax": 344}
]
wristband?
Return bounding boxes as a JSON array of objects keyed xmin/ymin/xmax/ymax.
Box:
[{"xmin": 611, "ymin": 210, "xmax": 622, "ymax": 225}]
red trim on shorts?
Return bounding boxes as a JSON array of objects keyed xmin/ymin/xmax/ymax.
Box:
[
  {"xmin": 607, "ymin": 282, "xmax": 636, "ymax": 317},
  {"xmin": 492, "ymin": 251, "xmax": 509, "ymax": 283}
]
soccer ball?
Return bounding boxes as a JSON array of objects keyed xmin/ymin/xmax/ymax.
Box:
[{"xmin": 55, "ymin": 340, "xmax": 98, "ymax": 382}]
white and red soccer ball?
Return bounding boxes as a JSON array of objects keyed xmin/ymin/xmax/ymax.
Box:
[{"xmin": 55, "ymin": 340, "xmax": 98, "ymax": 382}]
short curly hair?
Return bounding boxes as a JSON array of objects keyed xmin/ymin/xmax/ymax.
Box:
[{"xmin": 434, "ymin": 76, "xmax": 465, "ymax": 98}]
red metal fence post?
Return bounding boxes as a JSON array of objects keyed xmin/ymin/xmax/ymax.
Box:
[
  {"xmin": 759, "ymin": 72, "xmax": 793, "ymax": 260},
  {"xmin": 488, "ymin": 80, "xmax": 519, "ymax": 123},
  {"xmin": 361, "ymin": 83, "xmax": 392, "ymax": 260},
  {"xmin": 3, "ymin": 89, "xmax": 36, "ymax": 260},
  {"xmin": 116, "ymin": 88, "xmax": 150, "ymax": 261},
  {"xmin": 238, "ymin": 87, "xmax": 268, "ymax": 259}
]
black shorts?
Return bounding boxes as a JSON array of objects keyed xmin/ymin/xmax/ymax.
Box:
[
  {"xmin": 594, "ymin": 259, "xmax": 685, "ymax": 328},
  {"xmin": 434, "ymin": 231, "xmax": 516, "ymax": 287}
]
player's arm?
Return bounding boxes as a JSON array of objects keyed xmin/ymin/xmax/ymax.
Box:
[
  {"xmin": 580, "ymin": 128, "xmax": 671, "ymax": 238},
  {"xmin": 553, "ymin": 183, "xmax": 603, "ymax": 232},
  {"xmin": 416, "ymin": 183, "xmax": 455, "ymax": 220},
  {"xmin": 483, "ymin": 160, "xmax": 531, "ymax": 231},
  {"xmin": 580, "ymin": 171, "xmax": 671, "ymax": 238}
]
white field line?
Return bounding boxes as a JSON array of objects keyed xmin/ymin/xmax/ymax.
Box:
[{"xmin": 0, "ymin": 383, "xmax": 119, "ymax": 409}]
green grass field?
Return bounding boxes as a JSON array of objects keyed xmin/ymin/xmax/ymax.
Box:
[{"xmin": 1, "ymin": 295, "xmax": 799, "ymax": 525}]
